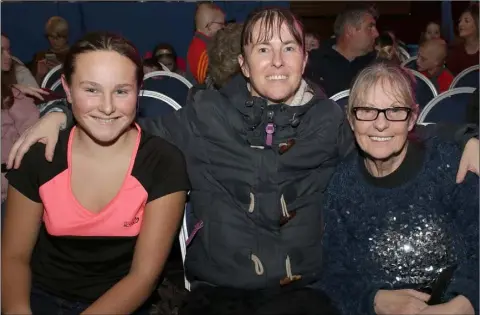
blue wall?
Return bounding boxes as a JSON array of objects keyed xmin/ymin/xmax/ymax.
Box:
[{"xmin": 2, "ymin": 1, "xmax": 289, "ymax": 63}]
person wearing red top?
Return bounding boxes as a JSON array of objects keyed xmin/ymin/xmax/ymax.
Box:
[
  {"xmin": 186, "ymin": 2, "xmax": 225, "ymax": 85},
  {"xmin": 417, "ymin": 39, "xmax": 454, "ymax": 93},
  {"xmin": 446, "ymin": 4, "xmax": 479, "ymax": 76}
]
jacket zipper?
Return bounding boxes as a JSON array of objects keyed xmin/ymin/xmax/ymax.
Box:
[{"xmin": 265, "ymin": 110, "xmax": 275, "ymax": 146}]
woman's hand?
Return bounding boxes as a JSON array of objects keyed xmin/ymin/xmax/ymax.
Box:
[
  {"xmin": 12, "ymin": 84, "xmax": 50, "ymax": 101},
  {"xmin": 374, "ymin": 289, "xmax": 430, "ymax": 315},
  {"xmin": 457, "ymin": 138, "xmax": 480, "ymax": 183},
  {"xmin": 417, "ymin": 296, "xmax": 475, "ymax": 315},
  {"xmin": 7, "ymin": 112, "xmax": 66, "ymax": 169}
]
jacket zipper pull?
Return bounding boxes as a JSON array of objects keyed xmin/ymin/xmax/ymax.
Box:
[{"xmin": 265, "ymin": 111, "xmax": 275, "ymax": 147}]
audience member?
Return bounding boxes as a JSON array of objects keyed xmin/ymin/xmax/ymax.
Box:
[
  {"xmin": 2, "ymin": 34, "xmax": 49, "ymax": 102},
  {"xmin": 420, "ymin": 21, "xmax": 442, "ymax": 44},
  {"xmin": 152, "ymin": 43, "xmax": 185, "ymax": 76},
  {"xmin": 5, "ymin": 7, "xmax": 480, "ymax": 315},
  {"xmin": 143, "ymin": 57, "xmax": 163, "ymax": 75},
  {"xmin": 375, "ymin": 32, "xmax": 401, "ymax": 64},
  {"xmin": 186, "ymin": 1, "xmax": 225, "ymax": 84},
  {"xmin": 446, "ymin": 4, "xmax": 479, "ymax": 75},
  {"xmin": 385, "ymin": 30, "xmax": 407, "ymax": 52},
  {"xmin": 2, "ymin": 34, "xmax": 38, "ymax": 88},
  {"xmin": 1, "ymin": 82, "xmax": 39, "ymax": 219},
  {"xmin": 417, "ymin": 39, "xmax": 454, "ymax": 93},
  {"xmin": 318, "ymin": 61, "xmax": 478, "ymax": 315},
  {"xmin": 32, "ymin": 16, "xmax": 70, "ymax": 84},
  {"xmin": 305, "ymin": 32, "xmax": 320, "ymax": 52},
  {"xmin": 306, "ymin": 4, "xmax": 379, "ymax": 96},
  {"xmin": 1, "ymin": 32, "xmax": 189, "ymax": 314}
]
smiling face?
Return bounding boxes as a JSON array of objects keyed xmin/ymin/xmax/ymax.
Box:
[
  {"xmin": 349, "ymin": 79, "xmax": 417, "ymax": 161},
  {"xmin": 238, "ymin": 17, "xmax": 307, "ymax": 105},
  {"xmin": 63, "ymin": 50, "xmax": 138, "ymax": 144}
]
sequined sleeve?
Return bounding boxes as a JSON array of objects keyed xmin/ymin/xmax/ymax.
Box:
[{"xmin": 442, "ymin": 172, "xmax": 479, "ymax": 314}]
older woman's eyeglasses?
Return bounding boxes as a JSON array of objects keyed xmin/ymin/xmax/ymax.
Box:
[{"xmin": 352, "ymin": 107, "xmax": 412, "ymax": 121}]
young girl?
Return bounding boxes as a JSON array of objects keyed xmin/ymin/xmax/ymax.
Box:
[
  {"xmin": 1, "ymin": 32, "xmax": 189, "ymax": 315},
  {"xmin": 420, "ymin": 21, "xmax": 442, "ymax": 44}
]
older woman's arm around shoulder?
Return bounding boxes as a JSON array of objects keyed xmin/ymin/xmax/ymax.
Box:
[
  {"xmin": 1, "ymin": 147, "xmax": 44, "ymax": 314},
  {"xmin": 81, "ymin": 142, "xmax": 190, "ymax": 315},
  {"xmin": 419, "ymin": 171, "xmax": 479, "ymax": 315}
]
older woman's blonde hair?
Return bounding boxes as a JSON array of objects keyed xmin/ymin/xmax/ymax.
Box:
[
  {"xmin": 45, "ymin": 16, "xmax": 69, "ymax": 37},
  {"xmin": 347, "ymin": 61, "xmax": 418, "ymax": 120}
]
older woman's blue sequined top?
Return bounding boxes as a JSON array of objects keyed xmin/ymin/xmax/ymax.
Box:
[{"xmin": 316, "ymin": 139, "xmax": 478, "ymax": 315}]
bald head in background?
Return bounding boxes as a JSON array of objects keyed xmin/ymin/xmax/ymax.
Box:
[
  {"xmin": 417, "ymin": 38, "xmax": 448, "ymax": 73},
  {"xmin": 422, "ymin": 38, "xmax": 448, "ymax": 62},
  {"xmin": 195, "ymin": 2, "xmax": 226, "ymax": 37},
  {"xmin": 417, "ymin": 38, "xmax": 454, "ymax": 93},
  {"xmin": 186, "ymin": 2, "xmax": 225, "ymax": 84}
]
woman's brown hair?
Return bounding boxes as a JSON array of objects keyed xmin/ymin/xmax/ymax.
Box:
[
  {"xmin": 63, "ymin": 31, "xmax": 143, "ymax": 89},
  {"xmin": 1, "ymin": 33, "xmax": 17, "ymax": 110}
]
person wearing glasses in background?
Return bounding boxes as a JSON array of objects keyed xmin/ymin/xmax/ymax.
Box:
[
  {"xmin": 186, "ymin": 1, "xmax": 225, "ymax": 85},
  {"xmin": 316, "ymin": 61, "xmax": 478, "ymax": 315},
  {"xmin": 32, "ymin": 16, "xmax": 70, "ymax": 84}
]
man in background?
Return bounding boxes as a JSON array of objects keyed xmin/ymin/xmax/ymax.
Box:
[
  {"xmin": 186, "ymin": 1, "xmax": 225, "ymax": 85},
  {"xmin": 305, "ymin": 5, "xmax": 379, "ymax": 97}
]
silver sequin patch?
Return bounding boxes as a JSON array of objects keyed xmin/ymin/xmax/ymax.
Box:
[{"xmin": 369, "ymin": 210, "xmax": 456, "ymax": 287}]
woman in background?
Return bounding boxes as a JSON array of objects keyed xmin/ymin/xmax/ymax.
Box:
[
  {"xmin": 2, "ymin": 33, "xmax": 48, "ymax": 100},
  {"xmin": 1, "ymin": 82, "xmax": 39, "ymax": 220},
  {"xmin": 446, "ymin": 4, "xmax": 479, "ymax": 75},
  {"xmin": 32, "ymin": 16, "xmax": 70, "ymax": 83}
]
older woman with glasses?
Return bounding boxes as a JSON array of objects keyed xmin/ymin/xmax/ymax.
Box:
[
  {"xmin": 318, "ymin": 61, "xmax": 478, "ymax": 315},
  {"xmin": 32, "ymin": 16, "xmax": 70, "ymax": 84}
]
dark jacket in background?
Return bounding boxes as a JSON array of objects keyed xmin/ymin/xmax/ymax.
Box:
[{"xmin": 305, "ymin": 41, "xmax": 376, "ymax": 97}]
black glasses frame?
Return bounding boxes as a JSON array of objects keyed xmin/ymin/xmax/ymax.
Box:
[{"xmin": 351, "ymin": 107, "xmax": 412, "ymax": 121}]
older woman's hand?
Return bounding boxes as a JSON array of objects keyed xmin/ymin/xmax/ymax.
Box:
[
  {"xmin": 374, "ymin": 289, "xmax": 430, "ymax": 315},
  {"xmin": 457, "ymin": 138, "xmax": 479, "ymax": 183},
  {"xmin": 417, "ymin": 296, "xmax": 474, "ymax": 315}
]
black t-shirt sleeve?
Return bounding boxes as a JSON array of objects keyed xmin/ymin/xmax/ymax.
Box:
[
  {"xmin": 147, "ymin": 141, "xmax": 191, "ymax": 203},
  {"xmin": 5, "ymin": 144, "xmax": 43, "ymax": 203}
]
